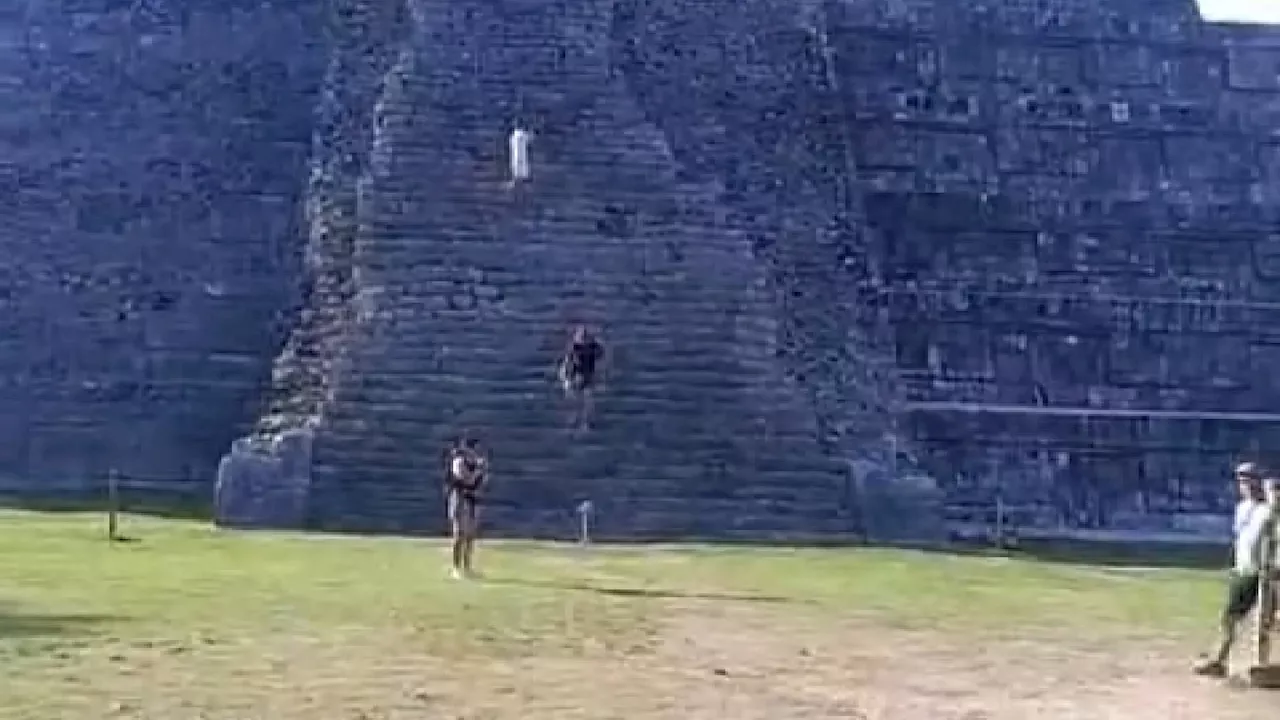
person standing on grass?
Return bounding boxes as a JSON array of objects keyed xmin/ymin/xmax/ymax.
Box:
[
  {"xmin": 1193, "ymin": 462, "xmax": 1278, "ymax": 677},
  {"xmin": 443, "ymin": 435, "xmax": 488, "ymax": 580}
]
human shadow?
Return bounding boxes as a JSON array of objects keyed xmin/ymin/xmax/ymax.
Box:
[
  {"xmin": 485, "ymin": 576, "xmax": 799, "ymax": 604},
  {"xmin": 0, "ymin": 608, "xmax": 121, "ymax": 640}
]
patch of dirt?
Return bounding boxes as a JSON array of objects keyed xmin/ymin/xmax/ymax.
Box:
[
  {"xmin": 649, "ymin": 600, "xmax": 1280, "ymax": 720},
  {"xmin": 8, "ymin": 598, "xmax": 1278, "ymax": 719}
]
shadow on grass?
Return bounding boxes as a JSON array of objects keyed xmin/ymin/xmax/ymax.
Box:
[
  {"xmin": 497, "ymin": 534, "xmax": 1227, "ymax": 572},
  {"xmin": 243, "ymin": 524, "xmax": 1231, "ymax": 573},
  {"xmin": 908, "ymin": 538, "xmax": 1224, "ymax": 572},
  {"xmin": 0, "ymin": 496, "xmax": 1228, "ymax": 572},
  {"xmin": 0, "ymin": 609, "xmax": 121, "ymax": 640},
  {"xmin": 0, "ymin": 492, "xmax": 210, "ymax": 522},
  {"xmin": 486, "ymin": 576, "xmax": 799, "ymax": 604},
  {"xmin": 1000, "ymin": 538, "xmax": 1225, "ymax": 571}
]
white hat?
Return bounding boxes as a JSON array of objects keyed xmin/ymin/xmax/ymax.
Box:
[{"xmin": 1235, "ymin": 461, "xmax": 1263, "ymax": 478}]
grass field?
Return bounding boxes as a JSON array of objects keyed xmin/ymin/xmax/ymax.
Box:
[{"xmin": 1, "ymin": 511, "xmax": 1273, "ymax": 719}]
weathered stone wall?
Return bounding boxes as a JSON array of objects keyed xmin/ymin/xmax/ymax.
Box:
[
  {"xmin": 252, "ymin": 0, "xmax": 409, "ymax": 436},
  {"xmin": 11, "ymin": 0, "xmax": 1280, "ymax": 543},
  {"xmin": 613, "ymin": 0, "xmax": 946, "ymax": 541},
  {"xmin": 836, "ymin": 0, "xmax": 1280, "ymax": 539},
  {"xmin": 0, "ymin": 1, "xmax": 323, "ymax": 501}
]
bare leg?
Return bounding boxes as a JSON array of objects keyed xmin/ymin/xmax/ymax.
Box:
[
  {"xmin": 1196, "ymin": 571, "xmax": 1263, "ymax": 676},
  {"xmin": 461, "ymin": 507, "xmax": 479, "ymax": 576},
  {"xmin": 462, "ymin": 534, "xmax": 477, "ymax": 577},
  {"xmin": 450, "ymin": 521, "xmax": 466, "ymax": 579},
  {"xmin": 1196, "ymin": 614, "xmax": 1245, "ymax": 676},
  {"xmin": 578, "ymin": 387, "xmax": 594, "ymax": 430},
  {"xmin": 1214, "ymin": 617, "xmax": 1241, "ymax": 665},
  {"xmin": 562, "ymin": 378, "xmax": 581, "ymax": 430}
]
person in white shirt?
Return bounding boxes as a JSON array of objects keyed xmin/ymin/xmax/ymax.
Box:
[
  {"xmin": 508, "ymin": 125, "xmax": 532, "ymax": 188},
  {"xmin": 1194, "ymin": 462, "xmax": 1276, "ymax": 677}
]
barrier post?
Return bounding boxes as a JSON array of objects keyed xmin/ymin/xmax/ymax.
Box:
[
  {"xmin": 576, "ymin": 500, "xmax": 594, "ymax": 546},
  {"xmin": 994, "ymin": 493, "xmax": 1005, "ymax": 547}
]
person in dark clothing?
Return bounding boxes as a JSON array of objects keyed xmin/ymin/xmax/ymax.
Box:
[
  {"xmin": 557, "ymin": 326, "xmax": 605, "ymax": 430},
  {"xmin": 443, "ymin": 435, "xmax": 487, "ymax": 579}
]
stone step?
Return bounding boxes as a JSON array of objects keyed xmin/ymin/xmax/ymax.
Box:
[
  {"xmin": 375, "ymin": 150, "xmax": 671, "ymax": 175},
  {"xmin": 381, "ymin": 97, "xmax": 656, "ymax": 132},
  {"xmin": 347, "ymin": 313, "xmax": 767, "ymax": 337},
  {"xmin": 368, "ymin": 152, "xmax": 670, "ymax": 176},
  {"xmin": 342, "ymin": 285, "xmax": 760, "ymax": 313},
  {"xmin": 317, "ymin": 412, "xmax": 786, "ymax": 445},
  {"xmin": 331, "ymin": 389, "xmax": 811, "ymax": 420},
  {"xmin": 335, "ymin": 362, "xmax": 789, "ymax": 390},
  {"xmin": 361, "ymin": 204, "xmax": 729, "ymax": 232},
  {"xmin": 396, "ymin": 87, "xmax": 614, "ymax": 115},
  {"xmin": 313, "ymin": 420, "xmax": 831, "ymax": 461},
  {"xmin": 363, "ymin": 180, "xmax": 681, "ymax": 204},
  {"xmin": 371, "ymin": 109, "xmax": 658, "ymax": 137},
  {"xmin": 348, "ymin": 317, "xmax": 773, "ymax": 344},
  {"xmin": 386, "ymin": 105, "xmax": 650, "ymax": 132},
  {"xmin": 340, "ymin": 346, "xmax": 778, "ymax": 371},
  {"xmin": 334, "ymin": 368, "xmax": 796, "ymax": 399},
  {"xmin": 320, "ymin": 406, "xmax": 808, "ymax": 442},
  {"xmin": 371, "ymin": 133, "xmax": 667, "ymax": 161},
  {"xmin": 311, "ymin": 481, "xmax": 849, "ymax": 527},
  {"xmin": 313, "ymin": 426, "xmax": 838, "ymax": 467},
  {"xmin": 403, "ymin": 65, "xmax": 612, "ymax": 85},
  {"xmin": 311, "ymin": 460, "xmax": 843, "ymax": 499},
  {"xmin": 359, "ymin": 210, "xmax": 727, "ymax": 232},
  {"xmin": 366, "ymin": 172, "xmax": 673, "ymax": 196},
  {"xmin": 347, "ymin": 288, "xmax": 774, "ymax": 317},
  {"xmin": 320, "ymin": 405, "xmax": 819, "ymax": 447},
  {"xmin": 304, "ymin": 480, "xmax": 843, "ymax": 528},
  {"xmin": 340, "ymin": 343, "xmax": 777, "ymax": 373},
  {"xmin": 307, "ymin": 458, "xmax": 849, "ymax": 499},
  {"xmin": 311, "ymin": 425, "xmax": 837, "ymax": 468},
  {"xmin": 331, "ymin": 364, "xmax": 785, "ymax": 392},
  {"xmin": 323, "ymin": 394, "xmax": 811, "ymax": 428},
  {"xmin": 355, "ymin": 234, "xmax": 759, "ymax": 262},
  {"xmin": 315, "ymin": 420, "xmax": 828, "ymax": 455}
]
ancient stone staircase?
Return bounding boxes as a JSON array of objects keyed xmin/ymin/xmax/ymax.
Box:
[
  {"xmin": 298, "ymin": 0, "xmax": 858, "ymax": 539},
  {"xmin": 610, "ymin": 0, "xmax": 945, "ymax": 541}
]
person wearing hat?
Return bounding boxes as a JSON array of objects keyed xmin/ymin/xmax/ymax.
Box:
[{"xmin": 1194, "ymin": 461, "xmax": 1277, "ymax": 676}]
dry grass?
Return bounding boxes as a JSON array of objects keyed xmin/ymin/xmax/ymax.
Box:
[{"xmin": 1, "ymin": 510, "xmax": 1274, "ymax": 719}]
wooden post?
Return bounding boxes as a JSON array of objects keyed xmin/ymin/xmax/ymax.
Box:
[{"xmin": 106, "ymin": 469, "xmax": 120, "ymax": 543}]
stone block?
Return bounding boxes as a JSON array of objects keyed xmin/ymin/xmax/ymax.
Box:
[{"xmin": 214, "ymin": 429, "xmax": 314, "ymax": 530}]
